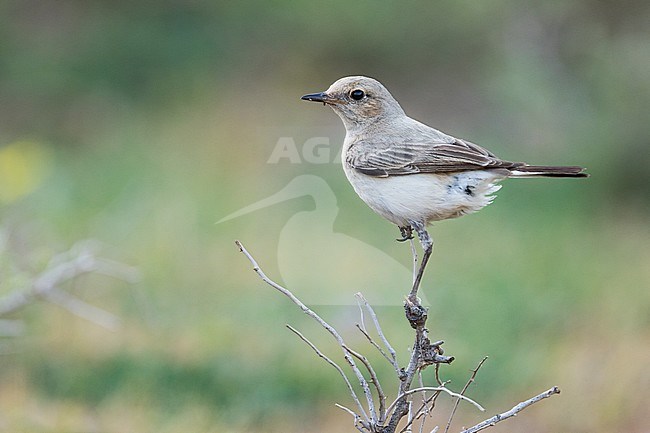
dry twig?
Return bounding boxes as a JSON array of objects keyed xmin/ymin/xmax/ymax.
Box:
[
  {"xmin": 459, "ymin": 387, "xmax": 561, "ymax": 433},
  {"xmin": 355, "ymin": 292, "xmax": 399, "ymax": 373},
  {"xmin": 235, "ymin": 239, "xmax": 561, "ymax": 433},
  {"xmin": 387, "ymin": 387, "xmax": 485, "ymax": 415},
  {"xmin": 444, "ymin": 356, "xmax": 489, "ymax": 433},
  {"xmin": 0, "ymin": 242, "xmax": 139, "ymax": 330},
  {"xmin": 235, "ymin": 240, "xmax": 378, "ymax": 423},
  {"xmin": 286, "ymin": 324, "xmax": 369, "ymax": 424}
]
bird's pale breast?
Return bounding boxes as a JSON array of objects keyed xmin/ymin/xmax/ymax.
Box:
[{"xmin": 343, "ymin": 163, "xmax": 506, "ymax": 227}]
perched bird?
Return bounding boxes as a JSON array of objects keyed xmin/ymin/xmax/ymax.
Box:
[{"xmin": 301, "ymin": 76, "xmax": 587, "ymax": 300}]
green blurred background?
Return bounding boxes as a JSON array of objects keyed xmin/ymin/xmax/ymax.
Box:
[{"xmin": 1, "ymin": 1, "xmax": 649, "ymax": 432}]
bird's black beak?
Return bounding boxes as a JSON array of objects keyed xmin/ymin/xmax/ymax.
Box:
[{"xmin": 301, "ymin": 92, "xmax": 328, "ymax": 103}]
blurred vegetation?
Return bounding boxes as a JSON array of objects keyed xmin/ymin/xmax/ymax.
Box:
[{"xmin": 0, "ymin": 1, "xmax": 649, "ymax": 432}]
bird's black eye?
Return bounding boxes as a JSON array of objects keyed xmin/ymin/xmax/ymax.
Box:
[{"xmin": 350, "ymin": 89, "xmax": 365, "ymax": 101}]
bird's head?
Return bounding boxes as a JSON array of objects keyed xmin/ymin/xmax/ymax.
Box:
[{"xmin": 301, "ymin": 76, "xmax": 405, "ymax": 131}]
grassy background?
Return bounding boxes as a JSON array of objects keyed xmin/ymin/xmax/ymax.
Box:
[{"xmin": 1, "ymin": 1, "xmax": 649, "ymax": 432}]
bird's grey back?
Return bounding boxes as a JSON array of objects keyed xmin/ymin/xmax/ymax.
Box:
[{"xmin": 344, "ymin": 114, "xmax": 513, "ymax": 177}]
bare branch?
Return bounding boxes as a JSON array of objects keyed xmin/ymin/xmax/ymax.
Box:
[
  {"xmin": 398, "ymin": 372, "xmax": 438, "ymax": 433},
  {"xmin": 387, "ymin": 386, "xmax": 485, "ymax": 415},
  {"xmin": 384, "ymin": 302, "xmax": 432, "ymax": 433},
  {"xmin": 399, "ymin": 390, "xmax": 440, "ymax": 433},
  {"xmin": 0, "ymin": 244, "xmax": 137, "ymax": 329},
  {"xmin": 415, "ymin": 390, "xmax": 444, "ymax": 423},
  {"xmin": 91, "ymin": 258, "xmax": 141, "ymax": 284},
  {"xmin": 434, "ymin": 363, "xmax": 443, "ymax": 386},
  {"xmin": 417, "ymin": 371, "xmax": 427, "ymax": 433},
  {"xmin": 235, "ymin": 240, "xmax": 378, "ymax": 422},
  {"xmin": 444, "ymin": 356, "xmax": 488, "ymax": 433},
  {"xmin": 335, "ymin": 402, "xmax": 361, "ymax": 418},
  {"xmin": 335, "ymin": 404, "xmax": 368, "ymax": 433},
  {"xmin": 409, "ymin": 238, "xmax": 418, "ymax": 285},
  {"xmin": 346, "ymin": 344, "xmax": 387, "ymax": 422},
  {"xmin": 459, "ymin": 387, "xmax": 561, "ymax": 433},
  {"xmin": 356, "ymin": 323, "xmax": 396, "ymax": 372},
  {"xmin": 236, "ymin": 240, "xmax": 561, "ymax": 433},
  {"xmin": 355, "ymin": 293, "xmax": 399, "ymax": 371},
  {"xmin": 0, "ymin": 290, "xmax": 35, "ymax": 318},
  {"xmin": 41, "ymin": 287, "xmax": 121, "ymax": 331},
  {"xmin": 0, "ymin": 252, "xmax": 96, "ymax": 317},
  {"xmin": 286, "ymin": 324, "xmax": 369, "ymax": 422}
]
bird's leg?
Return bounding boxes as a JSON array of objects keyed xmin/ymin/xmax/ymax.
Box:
[
  {"xmin": 408, "ymin": 221, "xmax": 433, "ymax": 304},
  {"xmin": 396, "ymin": 225, "xmax": 414, "ymax": 242}
]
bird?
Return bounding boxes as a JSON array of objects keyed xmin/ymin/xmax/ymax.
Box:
[{"xmin": 301, "ymin": 76, "xmax": 587, "ymax": 301}]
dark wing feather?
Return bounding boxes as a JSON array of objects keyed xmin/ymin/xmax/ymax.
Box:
[{"xmin": 347, "ymin": 138, "xmax": 521, "ymax": 177}]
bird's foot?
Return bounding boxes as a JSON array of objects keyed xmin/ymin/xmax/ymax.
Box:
[{"xmin": 396, "ymin": 225, "xmax": 414, "ymax": 242}]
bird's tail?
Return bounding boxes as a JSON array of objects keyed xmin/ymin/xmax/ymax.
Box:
[{"xmin": 509, "ymin": 165, "xmax": 589, "ymax": 178}]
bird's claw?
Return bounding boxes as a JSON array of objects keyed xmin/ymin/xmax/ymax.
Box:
[{"xmin": 396, "ymin": 226, "xmax": 414, "ymax": 242}]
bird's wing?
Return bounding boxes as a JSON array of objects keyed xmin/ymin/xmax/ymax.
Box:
[{"xmin": 346, "ymin": 138, "xmax": 521, "ymax": 177}]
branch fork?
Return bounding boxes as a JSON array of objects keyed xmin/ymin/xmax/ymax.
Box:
[
  {"xmin": 235, "ymin": 240, "xmax": 560, "ymax": 433},
  {"xmin": 0, "ymin": 241, "xmax": 139, "ymax": 331}
]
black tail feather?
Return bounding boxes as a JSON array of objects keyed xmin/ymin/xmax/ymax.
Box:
[{"xmin": 509, "ymin": 165, "xmax": 589, "ymax": 178}]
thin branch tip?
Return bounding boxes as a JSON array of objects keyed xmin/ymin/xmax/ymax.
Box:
[
  {"xmin": 236, "ymin": 240, "xmax": 563, "ymax": 433},
  {"xmin": 0, "ymin": 242, "xmax": 135, "ymax": 328},
  {"xmin": 236, "ymin": 242, "xmax": 378, "ymax": 423},
  {"xmin": 459, "ymin": 386, "xmax": 562, "ymax": 433}
]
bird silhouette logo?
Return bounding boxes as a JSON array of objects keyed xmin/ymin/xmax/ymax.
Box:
[{"xmin": 219, "ymin": 175, "xmax": 430, "ymax": 306}]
